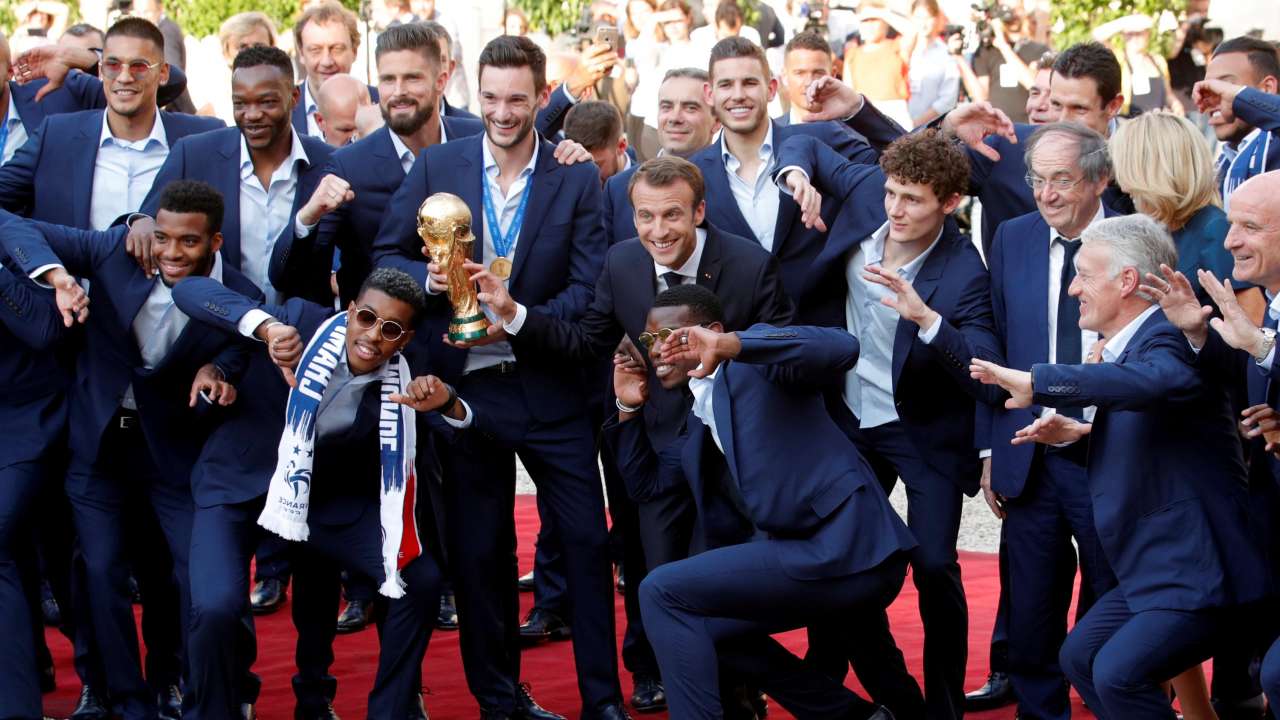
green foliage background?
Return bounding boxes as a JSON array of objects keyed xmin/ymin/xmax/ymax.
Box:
[
  {"xmin": 1050, "ymin": 0, "xmax": 1186, "ymax": 51},
  {"xmin": 0, "ymin": 0, "xmax": 360, "ymax": 39},
  {"xmin": 509, "ymin": 0, "xmax": 590, "ymax": 37}
]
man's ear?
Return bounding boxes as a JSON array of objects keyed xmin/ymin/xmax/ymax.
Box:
[
  {"xmin": 209, "ymin": 231, "xmax": 224, "ymax": 255},
  {"xmin": 708, "ymin": 321, "xmax": 725, "ymax": 333},
  {"xmin": 940, "ymin": 192, "xmax": 964, "ymax": 216}
]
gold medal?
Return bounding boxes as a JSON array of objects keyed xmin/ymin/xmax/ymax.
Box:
[{"xmin": 490, "ymin": 257, "xmax": 513, "ymax": 279}]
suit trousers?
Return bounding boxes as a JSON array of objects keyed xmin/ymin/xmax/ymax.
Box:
[
  {"xmin": 66, "ymin": 415, "xmax": 193, "ymax": 720},
  {"xmin": 1004, "ymin": 447, "xmax": 1116, "ymax": 720},
  {"xmin": 1059, "ymin": 588, "xmax": 1229, "ymax": 719},
  {"xmin": 0, "ymin": 460, "xmax": 44, "ymax": 720},
  {"xmin": 640, "ymin": 535, "xmax": 910, "ymax": 720},
  {"xmin": 1261, "ymin": 633, "xmax": 1280, "ymax": 718},
  {"xmin": 445, "ymin": 369, "xmax": 621, "ymax": 715}
]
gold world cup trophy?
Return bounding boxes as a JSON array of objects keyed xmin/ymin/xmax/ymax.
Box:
[{"xmin": 417, "ymin": 193, "xmax": 491, "ymax": 342}]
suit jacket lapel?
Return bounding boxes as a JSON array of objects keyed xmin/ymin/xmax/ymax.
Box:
[
  {"xmin": 460, "ymin": 139, "xmax": 484, "ymax": 263},
  {"xmin": 1029, "ymin": 216, "xmax": 1051, "ymax": 361},
  {"xmin": 697, "ymin": 152, "xmax": 754, "ymax": 241},
  {"xmin": 710, "ymin": 367, "xmax": 738, "ymax": 479},
  {"xmin": 769, "ymin": 123, "xmax": 798, "ymax": 253},
  {"xmin": 681, "ymin": 412, "xmax": 707, "ymax": 508},
  {"xmin": 218, "ymin": 131, "xmax": 244, "ymax": 269},
  {"xmin": 70, "ymin": 114, "xmax": 103, "ymax": 230},
  {"xmin": 891, "ymin": 236, "xmax": 949, "ymax": 387},
  {"xmin": 696, "ymin": 226, "xmax": 724, "ymax": 290},
  {"xmin": 510, "ymin": 141, "xmax": 562, "ymax": 286}
]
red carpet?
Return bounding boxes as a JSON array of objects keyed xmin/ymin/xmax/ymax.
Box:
[{"xmin": 40, "ymin": 496, "xmax": 1100, "ymax": 719}]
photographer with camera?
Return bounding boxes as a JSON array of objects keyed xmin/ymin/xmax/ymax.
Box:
[{"xmin": 970, "ymin": 1, "xmax": 1046, "ymax": 123}]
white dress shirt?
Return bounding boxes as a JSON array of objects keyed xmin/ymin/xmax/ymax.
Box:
[
  {"xmin": 89, "ymin": 112, "xmax": 170, "ymax": 231},
  {"xmin": 463, "ymin": 137, "xmax": 539, "ymax": 373},
  {"xmin": 1099, "ymin": 305, "xmax": 1159, "ymax": 364},
  {"xmin": 1043, "ymin": 204, "xmax": 1104, "ymax": 423},
  {"xmin": 239, "ymin": 130, "xmax": 311, "ymax": 305},
  {"xmin": 653, "ymin": 228, "xmax": 707, "ymax": 292},
  {"xmin": 1, "ymin": 91, "xmax": 28, "ymax": 166},
  {"xmin": 842, "ymin": 222, "xmax": 944, "ymax": 428},
  {"xmin": 721, "ymin": 123, "xmax": 780, "ymax": 252},
  {"xmin": 688, "ymin": 363, "xmax": 723, "ymax": 452},
  {"xmin": 302, "ymin": 81, "xmax": 324, "ymax": 140}
]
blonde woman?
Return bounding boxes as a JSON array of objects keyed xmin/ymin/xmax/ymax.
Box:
[{"xmin": 1111, "ymin": 111, "xmax": 1264, "ymax": 320}]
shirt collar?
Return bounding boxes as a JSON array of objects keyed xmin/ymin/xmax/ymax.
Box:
[
  {"xmin": 1101, "ymin": 304, "xmax": 1158, "ymax": 362},
  {"xmin": 1225, "ymin": 127, "xmax": 1263, "ymax": 158},
  {"xmin": 720, "ymin": 121, "xmax": 775, "ymax": 171},
  {"xmin": 1266, "ymin": 289, "xmax": 1280, "ymax": 325},
  {"xmin": 861, "ymin": 221, "xmax": 944, "ymax": 282},
  {"xmin": 99, "ymin": 109, "xmax": 168, "ymax": 150},
  {"xmin": 482, "ymin": 134, "xmax": 539, "ymax": 180},
  {"xmin": 389, "ymin": 128, "xmax": 414, "ymax": 167},
  {"xmin": 1048, "ymin": 202, "xmax": 1105, "ymax": 246},
  {"xmin": 2, "ymin": 91, "xmax": 18, "ymax": 129},
  {"xmin": 654, "ymin": 228, "xmax": 707, "ymax": 280},
  {"xmin": 303, "ymin": 81, "xmax": 318, "ymax": 113},
  {"xmin": 239, "ymin": 127, "xmax": 311, "ymax": 179}
]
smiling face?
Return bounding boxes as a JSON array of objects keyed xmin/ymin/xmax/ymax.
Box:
[
  {"xmin": 378, "ymin": 48, "xmax": 444, "ymax": 137},
  {"xmin": 102, "ymin": 34, "xmax": 168, "ymax": 120},
  {"xmin": 299, "ymin": 20, "xmax": 355, "ymax": 92},
  {"xmin": 657, "ymin": 76, "xmax": 716, "ymax": 156},
  {"xmin": 478, "ymin": 64, "xmax": 547, "ymax": 150},
  {"xmin": 152, "ymin": 209, "xmax": 222, "ymax": 286},
  {"xmin": 1205, "ymin": 51, "xmax": 1276, "ymax": 145},
  {"xmin": 708, "ymin": 56, "xmax": 776, "ymax": 137},
  {"xmin": 633, "ymin": 177, "xmax": 704, "ymax": 270},
  {"xmin": 883, "ymin": 175, "xmax": 958, "ymax": 247},
  {"xmin": 345, "ymin": 289, "xmax": 415, "ymax": 375},
  {"xmin": 1048, "ymin": 74, "xmax": 1121, "ymax": 136},
  {"xmin": 644, "ymin": 305, "xmax": 721, "ymax": 389},
  {"xmin": 1069, "ymin": 241, "xmax": 1127, "ymax": 335},
  {"xmin": 1225, "ymin": 177, "xmax": 1280, "ymax": 292},
  {"xmin": 232, "ymin": 64, "xmax": 297, "ymax": 150},
  {"xmin": 1028, "ymin": 132, "xmax": 1108, "ymax": 239}
]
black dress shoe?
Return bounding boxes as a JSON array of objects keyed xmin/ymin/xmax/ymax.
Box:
[
  {"xmin": 964, "ymin": 671, "xmax": 1014, "ymax": 712},
  {"xmin": 586, "ymin": 703, "xmax": 633, "ymax": 720},
  {"xmin": 294, "ymin": 703, "xmax": 341, "ymax": 720},
  {"xmin": 39, "ymin": 663, "xmax": 55, "ymax": 693},
  {"xmin": 250, "ymin": 578, "xmax": 286, "ymax": 615},
  {"xmin": 129, "ymin": 574, "xmax": 142, "ymax": 604},
  {"xmin": 241, "ymin": 703, "xmax": 256, "ymax": 720},
  {"xmin": 158, "ymin": 684, "xmax": 183, "ymax": 720},
  {"xmin": 749, "ymin": 690, "xmax": 767, "ymax": 718},
  {"xmin": 630, "ymin": 675, "xmax": 666, "ymax": 713},
  {"xmin": 615, "ymin": 568, "xmax": 625, "ymax": 594},
  {"xmin": 519, "ymin": 608, "xmax": 570, "ymax": 646},
  {"xmin": 866, "ymin": 707, "xmax": 895, "ymax": 720},
  {"xmin": 1213, "ymin": 693, "xmax": 1267, "ymax": 720},
  {"xmin": 408, "ymin": 693, "xmax": 429, "ymax": 720},
  {"xmin": 336, "ymin": 598, "xmax": 372, "ymax": 633},
  {"xmin": 436, "ymin": 592, "xmax": 458, "ymax": 631},
  {"xmin": 518, "ymin": 571, "xmax": 536, "ymax": 591},
  {"xmin": 70, "ymin": 685, "xmax": 109, "ymax": 719},
  {"xmin": 41, "ymin": 582, "xmax": 61, "ymax": 626},
  {"xmin": 514, "ymin": 683, "xmax": 566, "ymax": 720}
]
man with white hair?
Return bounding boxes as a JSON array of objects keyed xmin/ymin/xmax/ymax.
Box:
[{"xmin": 970, "ymin": 213, "xmax": 1268, "ymax": 718}]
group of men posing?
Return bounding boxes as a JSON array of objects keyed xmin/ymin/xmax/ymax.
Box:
[{"xmin": 5, "ymin": 7, "xmax": 1280, "ymax": 720}]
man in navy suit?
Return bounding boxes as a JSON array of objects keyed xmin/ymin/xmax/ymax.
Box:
[
  {"xmin": 0, "ymin": 216, "xmax": 75, "ymax": 720},
  {"xmin": 372, "ymin": 35, "xmax": 625, "ymax": 720},
  {"xmin": 972, "ymin": 214, "xmax": 1270, "ymax": 718},
  {"xmin": 0, "ymin": 32, "xmax": 189, "ymax": 165},
  {"xmin": 602, "ymin": 67, "xmax": 719, "ymax": 246},
  {"xmin": 290, "ymin": 2, "xmax": 378, "ymax": 140},
  {"xmin": 978, "ymin": 122, "xmax": 1122, "ymax": 720},
  {"xmin": 604, "ymin": 292, "xmax": 915, "ymax": 720},
  {"xmin": 0, "ymin": 180, "xmax": 252, "ymax": 720}
]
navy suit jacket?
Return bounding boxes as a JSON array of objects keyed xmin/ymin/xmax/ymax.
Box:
[
  {"xmin": 0, "ymin": 220, "xmax": 252, "ymax": 495},
  {"xmin": 688, "ymin": 120, "xmax": 880, "ymax": 303},
  {"xmin": 984, "ymin": 208, "xmax": 1121, "ymax": 497},
  {"xmin": 308, "ymin": 118, "xmax": 484, "ymax": 305},
  {"xmin": 1032, "ymin": 311, "xmax": 1268, "ymax": 611},
  {"xmin": 371, "ymin": 133, "xmax": 607, "ymax": 421},
  {"xmin": 0, "ymin": 235, "xmax": 72, "ymax": 469},
  {"xmin": 8, "ymin": 66, "xmax": 189, "ymax": 134},
  {"xmin": 604, "ymin": 324, "xmax": 917, "ymax": 580},
  {"xmin": 291, "ymin": 81, "xmax": 380, "ymax": 137},
  {"xmin": 1220, "ymin": 87, "xmax": 1280, "ymax": 194},
  {"xmin": 516, "ymin": 224, "xmax": 794, "ymax": 447},
  {"xmin": 0, "ymin": 109, "xmax": 224, "ymax": 223},
  {"xmin": 138, "ymin": 127, "xmax": 336, "ymax": 304}
]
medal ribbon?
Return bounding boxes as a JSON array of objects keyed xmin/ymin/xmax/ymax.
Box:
[{"xmin": 481, "ymin": 171, "xmax": 532, "ymax": 266}]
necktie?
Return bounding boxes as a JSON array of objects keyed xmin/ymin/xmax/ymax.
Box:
[
  {"xmin": 1056, "ymin": 237, "xmax": 1083, "ymax": 419},
  {"xmin": 661, "ymin": 271, "xmax": 684, "ymax": 291}
]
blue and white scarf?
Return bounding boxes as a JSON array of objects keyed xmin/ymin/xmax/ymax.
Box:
[{"xmin": 258, "ymin": 312, "xmax": 422, "ymax": 598}]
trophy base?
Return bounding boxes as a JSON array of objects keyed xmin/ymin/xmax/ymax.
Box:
[{"xmin": 449, "ymin": 313, "xmax": 491, "ymax": 342}]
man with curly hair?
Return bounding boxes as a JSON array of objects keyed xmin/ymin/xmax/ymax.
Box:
[{"xmin": 773, "ymin": 129, "xmax": 1004, "ymax": 720}]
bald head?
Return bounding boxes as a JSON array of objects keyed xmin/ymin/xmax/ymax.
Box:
[
  {"xmin": 314, "ymin": 74, "xmax": 371, "ymax": 147},
  {"xmin": 1225, "ymin": 171, "xmax": 1280, "ymax": 292}
]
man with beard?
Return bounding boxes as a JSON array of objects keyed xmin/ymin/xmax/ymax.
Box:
[
  {"xmin": 0, "ymin": 180, "xmax": 251, "ymax": 720},
  {"xmin": 373, "ymin": 34, "xmax": 627, "ymax": 720}
]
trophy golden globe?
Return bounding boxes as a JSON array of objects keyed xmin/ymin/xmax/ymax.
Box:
[{"xmin": 417, "ymin": 193, "xmax": 491, "ymax": 342}]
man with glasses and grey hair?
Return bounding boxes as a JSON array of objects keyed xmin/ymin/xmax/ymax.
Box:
[
  {"xmin": 971, "ymin": 212, "xmax": 1267, "ymax": 718},
  {"xmin": 976, "ymin": 120, "xmax": 1122, "ymax": 720}
]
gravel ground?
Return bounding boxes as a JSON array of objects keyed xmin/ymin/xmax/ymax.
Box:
[{"xmin": 514, "ymin": 462, "xmax": 1004, "ymax": 554}]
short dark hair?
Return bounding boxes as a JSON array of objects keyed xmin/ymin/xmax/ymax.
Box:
[
  {"xmin": 64, "ymin": 22, "xmax": 104, "ymax": 45},
  {"xmin": 232, "ymin": 45, "xmax": 295, "ymax": 83},
  {"xmin": 105, "ymin": 16, "xmax": 165, "ymax": 54},
  {"xmin": 1052, "ymin": 42, "xmax": 1122, "ymax": 106},
  {"xmin": 629, "ymin": 156, "xmax": 706, "ymax": 207},
  {"xmin": 879, "ymin": 129, "xmax": 969, "ymax": 202},
  {"xmin": 784, "ymin": 31, "xmax": 832, "ymax": 59},
  {"xmin": 157, "ymin": 180, "xmax": 225, "ymax": 235},
  {"xmin": 359, "ymin": 267, "xmax": 428, "ymax": 322},
  {"xmin": 1213, "ymin": 36, "xmax": 1280, "ymax": 84},
  {"xmin": 375, "ymin": 21, "xmax": 442, "ymax": 69},
  {"xmin": 714, "ymin": 1, "xmax": 743, "ymax": 28},
  {"xmin": 563, "ymin": 101, "xmax": 624, "ymax": 151},
  {"xmin": 420, "ymin": 20, "xmax": 452, "ymax": 55},
  {"xmin": 478, "ymin": 35, "xmax": 547, "ymax": 95},
  {"xmin": 709, "ymin": 36, "xmax": 770, "ymax": 80},
  {"xmin": 653, "ymin": 284, "xmax": 723, "ymax": 325}
]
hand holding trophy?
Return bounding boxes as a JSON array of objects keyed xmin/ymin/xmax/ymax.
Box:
[{"xmin": 418, "ymin": 193, "xmax": 491, "ymax": 342}]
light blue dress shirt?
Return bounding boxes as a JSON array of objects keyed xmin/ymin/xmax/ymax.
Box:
[
  {"xmin": 90, "ymin": 112, "xmax": 170, "ymax": 231},
  {"xmin": 1, "ymin": 92, "xmax": 28, "ymax": 166},
  {"xmin": 239, "ymin": 130, "xmax": 311, "ymax": 305},
  {"xmin": 721, "ymin": 123, "xmax": 779, "ymax": 252}
]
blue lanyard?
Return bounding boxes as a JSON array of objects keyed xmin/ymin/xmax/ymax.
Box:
[{"xmin": 481, "ymin": 171, "xmax": 531, "ymax": 261}]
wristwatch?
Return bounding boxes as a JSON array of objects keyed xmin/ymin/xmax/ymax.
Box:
[{"xmin": 1254, "ymin": 327, "xmax": 1277, "ymax": 363}]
